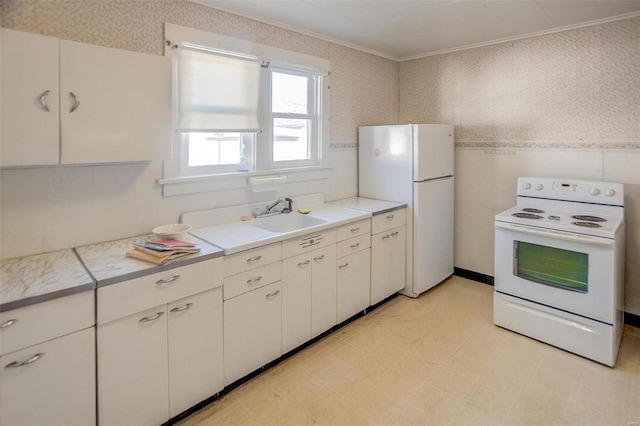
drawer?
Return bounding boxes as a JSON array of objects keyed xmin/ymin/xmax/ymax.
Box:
[
  {"xmin": 97, "ymin": 257, "xmax": 222, "ymax": 324},
  {"xmin": 336, "ymin": 219, "xmax": 371, "ymax": 242},
  {"xmin": 224, "ymin": 243, "xmax": 281, "ymax": 277},
  {"xmin": 336, "ymin": 233, "xmax": 370, "ymax": 258},
  {"xmin": 0, "ymin": 291, "xmax": 94, "ymax": 356},
  {"xmin": 372, "ymin": 209, "xmax": 406, "ymax": 234},
  {"xmin": 224, "ymin": 261, "xmax": 282, "ymax": 300},
  {"xmin": 282, "ymin": 229, "xmax": 337, "ymax": 259}
]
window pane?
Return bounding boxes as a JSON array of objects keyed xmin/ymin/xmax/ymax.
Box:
[
  {"xmin": 272, "ymin": 72, "xmax": 308, "ymax": 114},
  {"xmin": 273, "ymin": 118, "xmax": 310, "ymax": 162},
  {"xmin": 515, "ymin": 241, "xmax": 588, "ymax": 293},
  {"xmin": 187, "ymin": 132, "xmax": 240, "ymax": 166}
]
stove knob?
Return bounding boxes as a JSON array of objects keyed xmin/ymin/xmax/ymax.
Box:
[
  {"xmin": 605, "ymin": 189, "xmax": 616, "ymax": 197},
  {"xmin": 523, "ymin": 182, "xmax": 531, "ymax": 190},
  {"xmin": 589, "ymin": 188, "xmax": 600, "ymax": 196},
  {"xmin": 535, "ymin": 183, "xmax": 543, "ymax": 191}
]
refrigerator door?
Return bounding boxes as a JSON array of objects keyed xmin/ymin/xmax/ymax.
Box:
[
  {"xmin": 412, "ymin": 176, "xmax": 454, "ymax": 294},
  {"xmin": 413, "ymin": 124, "xmax": 454, "ymax": 182},
  {"xmin": 358, "ymin": 125, "xmax": 413, "ymax": 204}
]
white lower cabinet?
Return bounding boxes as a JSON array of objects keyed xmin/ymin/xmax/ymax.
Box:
[
  {"xmin": 98, "ymin": 305, "xmax": 170, "ymax": 426},
  {"xmin": 282, "ymin": 253, "xmax": 312, "ymax": 353},
  {"xmin": 168, "ymin": 288, "xmax": 224, "ymax": 418},
  {"xmin": 371, "ymin": 225, "xmax": 407, "ymax": 305},
  {"xmin": 311, "ymin": 245, "xmax": 338, "ymax": 337},
  {"xmin": 336, "ymin": 248, "xmax": 372, "ymax": 323},
  {"xmin": 0, "ymin": 327, "xmax": 96, "ymax": 426},
  {"xmin": 223, "ymin": 281, "xmax": 282, "ymax": 385}
]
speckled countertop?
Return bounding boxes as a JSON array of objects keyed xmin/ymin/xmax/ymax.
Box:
[
  {"xmin": 328, "ymin": 197, "xmax": 407, "ymax": 215},
  {"xmin": 0, "ymin": 249, "xmax": 94, "ymax": 312},
  {"xmin": 1, "ymin": 234, "xmax": 224, "ymax": 312},
  {"xmin": 76, "ymin": 234, "xmax": 223, "ymax": 288}
]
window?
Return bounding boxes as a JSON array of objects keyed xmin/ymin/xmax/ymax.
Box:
[{"xmin": 160, "ymin": 24, "xmax": 331, "ymax": 195}]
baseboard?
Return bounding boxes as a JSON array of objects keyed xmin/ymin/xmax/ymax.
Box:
[
  {"xmin": 453, "ymin": 267, "xmax": 494, "ymax": 286},
  {"xmin": 454, "ymin": 267, "xmax": 639, "ymax": 329}
]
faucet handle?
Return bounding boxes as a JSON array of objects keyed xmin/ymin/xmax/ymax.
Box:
[{"xmin": 283, "ymin": 197, "xmax": 293, "ymax": 213}]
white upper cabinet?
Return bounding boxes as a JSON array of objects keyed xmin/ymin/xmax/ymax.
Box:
[
  {"xmin": 0, "ymin": 28, "xmax": 171, "ymax": 167},
  {"xmin": 1, "ymin": 29, "xmax": 60, "ymax": 166}
]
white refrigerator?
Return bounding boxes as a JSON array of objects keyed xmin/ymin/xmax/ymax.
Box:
[{"xmin": 359, "ymin": 124, "xmax": 454, "ymax": 297}]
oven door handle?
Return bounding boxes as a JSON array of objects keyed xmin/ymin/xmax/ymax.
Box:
[{"xmin": 495, "ymin": 221, "xmax": 615, "ymax": 247}]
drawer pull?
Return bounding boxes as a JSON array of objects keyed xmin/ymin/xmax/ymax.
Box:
[
  {"xmin": 247, "ymin": 276, "xmax": 263, "ymax": 285},
  {"xmin": 386, "ymin": 214, "xmax": 394, "ymax": 220},
  {"xmin": 246, "ymin": 255, "xmax": 263, "ymax": 264},
  {"xmin": 338, "ymin": 263, "xmax": 349, "ymax": 270},
  {"xmin": 391, "ymin": 231, "xmax": 399, "ymax": 237},
  {"xmin": 139, "ymin": 312, "xmax": 164, "ymax": 323},
  {"xmin": 314, "ymin": 255, "xmax": 325, "ymax": 263},
  {"xmin": 350, "ymin": 243, "xmax": 360, "ymax": 250},
  {"xmin": 265, "ymin": 290, "xmax": 280, "ymax": 299},
  {"xmin": 156, "ymin": 275, "xmax": 180, "ymax": 285},
  {"xmin": 5, "ymin": 353, "xmax": 45, "ymax": 369},
  {"xmin": 0, "ymin": 319, "xmax": 18, "ymax": 329},
  {"xmin": 298, "ymin": 260, "xmax": 311, "ymax": 268},
  {"xmin": 350, "ymin": 227, "xmax": 360, "ymax": 233},
  {"xmin": 170, "ymin": 303, "xmax": 193, "ymax": 313},
  {"xmin": 382, "ymin": 234, "xmax": 390, "ymax": 241}
]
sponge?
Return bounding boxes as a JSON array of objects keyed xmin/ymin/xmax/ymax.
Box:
[{"xmin": 298, "ymin": 208, "xmax": 311, "ymax": 214}]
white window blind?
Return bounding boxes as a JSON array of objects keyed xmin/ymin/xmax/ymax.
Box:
[{"xmin": 176, "ymin": 46, "xmax": 260, "ymax": 132}]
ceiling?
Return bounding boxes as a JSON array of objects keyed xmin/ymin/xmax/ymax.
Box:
[{"xmin": 192, "ymin": 0, "xmax": 640, "ymax": 61}]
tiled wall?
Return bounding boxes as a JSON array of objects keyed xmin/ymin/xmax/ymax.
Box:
[
  {"xmin": 0, "ymin": 0, "xmax": 398, "ymax": 257},
  {"xmin": 399, "ymin": 17, "xmax": 640, "ymax": 315}
]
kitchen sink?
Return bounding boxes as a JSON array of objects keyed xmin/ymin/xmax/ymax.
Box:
[{"xmin": 251, "ymin": 213, "xmax": 328, "ymax": 233}]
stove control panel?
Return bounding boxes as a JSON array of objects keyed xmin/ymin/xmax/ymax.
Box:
[{"xmin": 517, "ymin": 177, "xmax": 624, "ymax": 206}]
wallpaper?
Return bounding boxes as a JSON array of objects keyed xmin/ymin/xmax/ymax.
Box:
[{"xmin": 399, "ymin": 17, "xmax": 640, "ymax": 150}]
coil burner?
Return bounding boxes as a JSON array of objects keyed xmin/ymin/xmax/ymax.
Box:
[
  {"xmin": 512, "ymin": 212, "xmax": 543, "ymax": 219},
  {"xmin": 571, "ymin": 215, "xmax": 606, "ymax": 222},
  {"xmin": 572, "ymin": 221, "xmax": 602, "ymax": 228},
  {"xmin": 522, "ymin": 208, "xmax": 545, "ymax": 214}
]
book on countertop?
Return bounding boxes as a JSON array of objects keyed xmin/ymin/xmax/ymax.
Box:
[
  {"xmin": 135, "ymin": 243, "xmax": 201, "ymax": 254},
  {"xmin": 144, "ymin": 239, "xmax": 197, "ymax": 249},
  {"xmin": 126, "ymin": 246, "xmax": 198, "ymax": 265}
]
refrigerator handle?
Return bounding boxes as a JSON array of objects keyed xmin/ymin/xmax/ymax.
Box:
[{"xmin": 415, "ymin": 175, "xmax": 453, "ymax": 183}]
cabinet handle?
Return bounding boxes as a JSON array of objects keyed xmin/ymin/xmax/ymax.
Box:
[
  {"xmin": 298, "ymin": 260, "xmax": 311, "ymax": 268},
  {"xmin": 39, "ymin": 90, "xmax": 50, "ymax": 112},
  {"xmin": 386, "ymin": 214, "xmax": 394, "ymax": 220},
  {"xmin": 350, "ymin": 243, "xmax": 360, "ymax": 250},
  {"xmin": 338, "ymin": 263, "xmax": 349, "ymax": 270},
  {"xmin": 69, "ymin": 92, "xmax": 80, "ymax": 113},
  {"xmin": 170, "ymin": 303, "xmax": 193, "ymax": 313},
  {"xmin": 0, "ymin": 319, "xmax": 18, "ymax": 329},
  {"xmin": 246, "ymin": 276, "xmax": 263, "ymax": 285},
  {"xmin": 350, "ymin": 227, "xmax": 360, "ymax": 233},
  {"xmin": 382, "ymin": 234, "xmax": 390, "ymax": 241},
  {"xmin": 246, "ymin": 255, "xmax": 262, "ymax": 264},
  {"xmin": 156, "ymin": 275, "xmax": 180, "ymax": 285},
  {"xmin": 314, "ymin": 255, "xmax": 325, "ymax": 263},
  {"xmin": 265, "ymin": 290, "xmax": 280, "ymax": 299},
  {"xmin": 5, "ymin": 353, "xmax": 45, "ymax": 369},
  {"xmin": 391, "ymin": 231, "xmax": 399, "ymax": 237},
  {"xmin": 139, "ymin": 312, "xmax": 164, "ymax": 323}
]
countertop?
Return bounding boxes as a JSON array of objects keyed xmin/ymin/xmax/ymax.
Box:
[
  {"xmin": 328, "ymin": 197, "xmax": 407, "ymax": 215},
  {"xmin": 190, "ymin": 203, "xmax": 371, "ymax": 255},
  {"xmin": 0, "ymin": 249, "xmax": 94, "ymax": 312},
  {"xmin": 76, "ymin": 234, "xmax": 223, "ymax": 288}
]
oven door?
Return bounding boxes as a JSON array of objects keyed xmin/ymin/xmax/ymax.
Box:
[{"xmin": 494, "ymin": 221, "xmax": 616, "ymax": 324}]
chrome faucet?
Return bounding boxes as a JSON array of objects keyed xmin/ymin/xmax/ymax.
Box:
[{"xmin": 254, "ymin": 198, "xmax": 294, "ymax": 218}]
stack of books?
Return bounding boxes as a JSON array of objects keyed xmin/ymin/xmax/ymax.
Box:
[{"xmin": 126, "ymin": 240, "xmax": 201, "ymax": 265}]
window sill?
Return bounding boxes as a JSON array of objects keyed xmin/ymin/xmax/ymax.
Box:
[{"xmin": 158, "ymin": 166, "xmax": 333, "ymax": 197}]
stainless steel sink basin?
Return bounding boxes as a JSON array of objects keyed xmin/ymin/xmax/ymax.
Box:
[{"xmin": 251, "ymin": 213, "xmax": 328, "ymax": 233}]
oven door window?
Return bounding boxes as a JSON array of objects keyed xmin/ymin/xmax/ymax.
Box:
[{"xmin": 514, "ymin": 241, "xmax": 588, "ymax": 293}]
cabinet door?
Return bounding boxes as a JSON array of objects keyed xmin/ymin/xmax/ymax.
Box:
[
  {"xmin": 311, "ymin": 245, "xmax": 337, "ymax": 337},
  {"xmin": 371, "ymin": 226, "xmax": 406, "ymax": 305},
  {"xmin": 168, "ymin": 288, "xmax": 223, "ymax": 418},
  {"xmin": 282, "ymin": 253, "xmax": 312, "ymax": 354},
  {"xmin": 336, "ymin": 249, "xmax": 371, "ymax": 323},
  {"xmin": 59, "ymin": 39, "xmax": 171, "ymax": 164},
  {"xmin": 98, "ymin": 305, "xmax": 169, "ymax": 426},
  {"xmin": 1, "ymin": 28, "xmax": 59, "ymax": 166},
  {"xmin": 223, "ymin": 281, "xmax": 282, "ymax": 385},
  {"xmin": 0, "ymin": 327, "xmax": 95, "ymax": 426}
]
